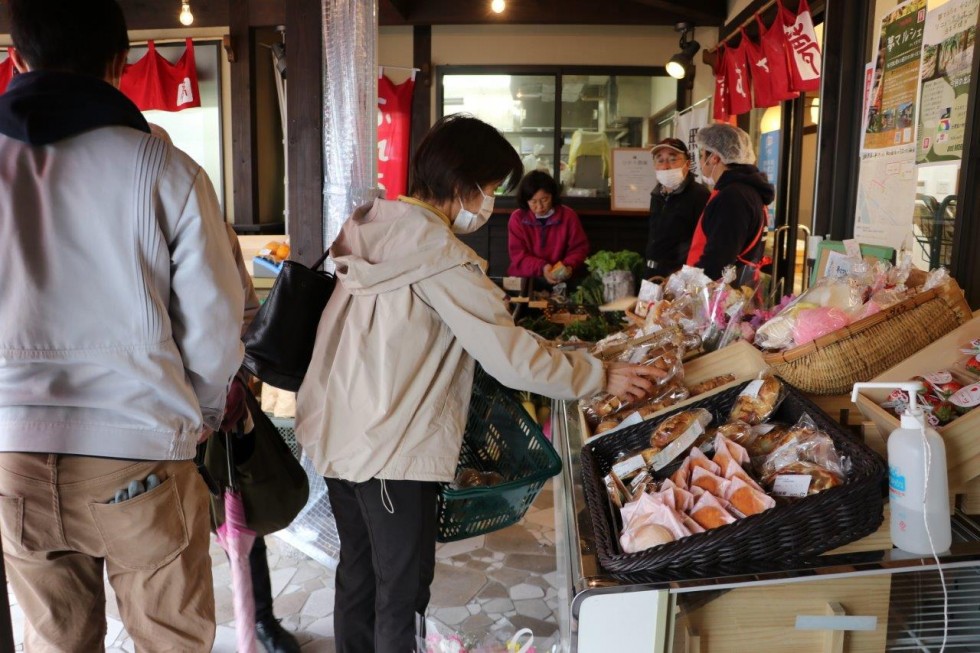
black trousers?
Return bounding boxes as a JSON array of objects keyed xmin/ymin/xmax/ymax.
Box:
[
  {"xmin": 249, "ymin": 536, "xmax": 275, "ymax": 622},
  {"xmin": 326, "ymin": 477, "xmax": 438, "ymax": 653}
]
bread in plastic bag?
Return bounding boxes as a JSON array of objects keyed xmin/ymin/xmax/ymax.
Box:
[{"xmin": 729, "ymin": 374, "xmax": 785, "ymax": 425}]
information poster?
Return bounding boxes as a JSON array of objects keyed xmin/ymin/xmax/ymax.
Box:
[
  {"xmin": 757, "ymin": 131, "xmax": 780, "ymax": 228},
  {"xmin": 854, "ymin": 150, "xmax": 918, "ymax": 250},
  {"xmin": 611, "ymin": 148, "xmax": 656, "ymax": 211},
  {"xmin": 864, "ymin": 0, "xmax": 927, "ymax": 151},
  {"xmin": 916, "ymin": 0, "xmax": 978, "ymax": 164}
]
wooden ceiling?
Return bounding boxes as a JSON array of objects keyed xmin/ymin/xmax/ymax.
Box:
[{"xmin": 0, "ymin": 0, "xmax": 726, "ymax": 32}]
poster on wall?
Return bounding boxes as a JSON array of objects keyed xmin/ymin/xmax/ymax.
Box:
[
  {"xmin": 610, "ymin": 148, "xmax": 656, "ymax": 211},
  {"xmin": 916, "ymin": 0, "xmax": 978, "ymax": 164},
  {"xmin": 757, "ymin": 131, "xmax": 780, "ymax": 229},
  {"xmin": 674, "ymin": 102, "xmax": 710, "ymax": 182},
  {"xmin": 863, "ymin": 0, "xmax": 927, "ymax": 151},
  {"xmin": 854, "ymin": 149, "xmax": 918, "ymax": 250}
]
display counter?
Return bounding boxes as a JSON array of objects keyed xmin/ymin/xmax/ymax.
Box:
[{"xmin": 550, "ymin": 399, "xmax": 980, "ymax": 652}]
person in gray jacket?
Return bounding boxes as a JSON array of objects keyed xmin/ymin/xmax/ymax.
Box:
[
  {"xmin": 296, "ymin": 114, "xmax": 661, "ymax": 652},
  {"xmin": 0, "ymin": 1, "xmax": 243, "ymax": 649}
]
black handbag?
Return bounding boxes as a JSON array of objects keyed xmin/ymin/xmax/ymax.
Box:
[
  {"xmin": 202, "ymin": 386, "xmax": 310, "ymax": 536},
  {"xmin": 242, "ymin": 249, "xmax": 335, "ymax": 391}
]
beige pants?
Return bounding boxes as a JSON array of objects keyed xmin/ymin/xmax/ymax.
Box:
[{"xmin": 0, "ymin": 454, "xmax": 215, "ymax": 652}]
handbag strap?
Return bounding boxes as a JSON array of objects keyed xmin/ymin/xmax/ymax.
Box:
[{"xmin": 310, "ymin": 248, "xmax": 331, "ymax": 271}]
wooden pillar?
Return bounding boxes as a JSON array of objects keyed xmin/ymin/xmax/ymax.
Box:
[
  {"xmin": 229, "ymin": 0, "xmax": 259, "ymax": 228},
  {"xmin": 410, "ymin": 25, "xmax": 432, "ymax": 159},
  {"xmin": 812, "ymin": 0, "xmax": 868, "ymax": 241},
  {"xmin": 285, "ymin": 0, "xmax": 324, "ymax": 263}
]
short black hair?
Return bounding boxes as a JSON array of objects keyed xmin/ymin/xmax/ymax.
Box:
[
  {"xmin": 516, "ymin": 170, "xmax": 562, "ymax": 211},
  {"xmin": 408, "ymin": 114, "xmax": 523, "ymax": 204},
  {"xmin": 8, "ymin": 0, "xmax": 129, "ymax": 78}
]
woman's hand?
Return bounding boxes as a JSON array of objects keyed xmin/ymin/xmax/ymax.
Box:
[
  {"xmin": 543, "ymin": 263, "xmax": 559, "ymax": 285},
  {"xmin": 603, "ymin": 361, "xmax": 665, "ymax": 400}
]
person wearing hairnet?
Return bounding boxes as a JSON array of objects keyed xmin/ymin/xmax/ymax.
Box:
[{"xmin": 686, "ymin": 123, "xmax": 775, "ymax": 282}]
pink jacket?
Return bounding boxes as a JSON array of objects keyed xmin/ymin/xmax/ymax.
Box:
[{"xmin": 506, "ymin": 205, "xmax": 590, "ymax": 277}]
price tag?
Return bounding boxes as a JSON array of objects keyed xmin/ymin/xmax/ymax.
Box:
[
  {"xmin": 925, "ymin": 371, "xmax": 953, "ymax": 386},
  {"xmin": 612, "ymin": 454, "xmax": 646, "ymax": 480},
  {"xmin": 843, "ymin": 238, "xmax": 862, "ymax": 260},
  {"xmin": 740, "ymin": 380, "xmax": 765, "ymax": 398},
  {"xmin": 950, "ymin": 383, "xmax": 980, "ymax": 409},
  {"xmin": 772, "ymin": 474, "xmax": 812, "ymax": 498},
  {"xmin": 650, "ymin": 422, "xmax": 704, "ymax": 471}
]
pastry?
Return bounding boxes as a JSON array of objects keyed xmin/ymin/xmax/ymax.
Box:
[
  {"xmin": 730, "ymin": 376, "xmax": 784, "ymax": 425},
  {"xmin": 763, "ymin": 461, "xmax": 843, "ymax": 495},
  {"xmin": 650, "ymin": 408, "xmax": 712, "ymax": 448},
  {"xmin": 688, "ymin": 374, "xmax": 736, "ymax": 396}
]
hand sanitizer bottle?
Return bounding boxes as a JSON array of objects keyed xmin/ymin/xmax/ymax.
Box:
[{"xmin": 852, "ymin": 382, "xmax": 952, "ymax": 555}]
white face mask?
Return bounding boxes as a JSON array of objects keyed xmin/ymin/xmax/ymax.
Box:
[
  {"xmin": 700, "ymin": 154, "xmax": 717, "ymax": 188},
  {"xmin": 655, "ymin": 168, "xmax": 685, "ymax": 190},
  {"xmin": 452, "ymin": 185, "xmax": 495, "ymax": 234},
  {"xmin": 534, "ymin": 208, "xmax": 555, "ymax": 220}
]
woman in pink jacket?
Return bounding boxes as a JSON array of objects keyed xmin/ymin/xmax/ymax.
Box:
[{"xmin": 507, "ymin": 170, "xmax": 590, "ymax": 284}]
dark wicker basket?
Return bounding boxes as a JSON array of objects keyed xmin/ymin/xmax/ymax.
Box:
[
  {"xmin": 580, "ymin": 379, "xmax": 886, "ymax": 575},
  {"xmin": 436, "ymin": 366, "xmax": 561, "ymax": 542}
]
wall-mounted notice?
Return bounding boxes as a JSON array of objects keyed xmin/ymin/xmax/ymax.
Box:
[
  {"xmin": 611, "ymin": 148, "xmax": 656, "ymax": 211},
  {"xmin": 916, "ymin": 0, "xmax": 978, "ymax": 164},
  {"xmin": 854, "ymin": 150, "xmax": 918, "ymax": 250},
  {"xmin": 864, "ymin": 0, "xmax": 927, "ymax": 151}
]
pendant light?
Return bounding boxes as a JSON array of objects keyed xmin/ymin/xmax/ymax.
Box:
[{"xmin": 179, "ymin": 1, "xmax": 194, "ymax": 26}]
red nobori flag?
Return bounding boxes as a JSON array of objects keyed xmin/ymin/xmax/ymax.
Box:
[
  {"xmin": 779, "ymin": 0, "xmax": 822, "ymax": 92},
  {"xmin": 757, "ymin": 14, "xmax": 799, "ymax": 102},
  {"xmin": 377, "ymin": 74, "xmax": 415, "ymax": 199},
  {"xmin": 120, "ymin": 39, "xmax": 201, "ymax": 112},
  {"xmin": 713, "ymin": 45, "xmax": 731, "ymax": 122},
  {"xmin": 740, "ymin": 28, "xmax": 779, "ymax": 109},
  {"xmin": 725, "ymin": 37, "xmax": 753, "ymax": 115},
  {"xmin": 0, "ymin": 52, "xmax": 14, "ymax": 95}
]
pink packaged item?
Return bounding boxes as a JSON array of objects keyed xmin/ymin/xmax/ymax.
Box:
[{"xmin": 791, "ymin": 306, "xmax": 852, "ymax": 345}]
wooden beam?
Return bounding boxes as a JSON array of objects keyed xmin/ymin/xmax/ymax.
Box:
[
  {"xmin": 229, "ymin": 0, "xmax": 259, "ymax": 228},
  {"xmin": 285, "ymin": 0, "xmax": 324, "ymax": 262},
  {"xmin": 626, "ymin": 0, "xmax": 726, "ymax": 27},
  {"xmin": 379, "ymin": 0, "xmax": 723, "ymax": 26},
  {"xmin": 387, "ymin": 0, "xmax": 414, "ymax": 20}
]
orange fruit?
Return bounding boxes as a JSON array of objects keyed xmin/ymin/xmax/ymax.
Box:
[{"xmin": 275, "ymin": 244, "xmax": 290, "ymax": 260}]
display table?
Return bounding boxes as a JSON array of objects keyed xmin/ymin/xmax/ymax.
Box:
[{"xmin": 550, "ymin": 399, "xmax": 980, "ymax": 652}]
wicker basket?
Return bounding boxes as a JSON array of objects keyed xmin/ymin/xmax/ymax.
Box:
[
  {"xmin": 436, "ymin": 366, "xmax": 561, "ymax": 543},
  {"xmin": 580, "ymin": 380, "xmax": 886, "ymax": 575},
  {"xmin": 762, "ymin": 279, "xmax": 972, "ymax": 395}
]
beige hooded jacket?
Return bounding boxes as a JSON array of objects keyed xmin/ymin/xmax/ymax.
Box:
[{"xmin": 295, "ymin": 198, "xmax": 604, "ymax": 483}]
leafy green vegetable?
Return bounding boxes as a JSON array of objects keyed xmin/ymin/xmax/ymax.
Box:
[
  {"xmin": 584, "ymin": 250, "xmax": 644, "ymax": 276},
  {"xmin": 571, "ymin": 275, "xmax": 604, "ymax": 306},
  {"xmin": 561, "ymin": 315, "xmax": 613, "ymax": 342}
]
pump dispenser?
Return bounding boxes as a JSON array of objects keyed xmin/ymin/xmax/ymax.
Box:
[{"xmin": 852, "ymin": 382, "xmax": 951, "ymax": 555}]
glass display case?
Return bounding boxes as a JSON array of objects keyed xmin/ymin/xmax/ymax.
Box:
[{"xmin": 550, "ymin": 399, "xmax": 980, "ymax": 652}]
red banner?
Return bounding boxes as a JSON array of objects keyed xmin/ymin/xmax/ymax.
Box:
[
  {"xmin": 712, "ymin": 45, "xmax": 731, "ymax": 122},
  {"xmin": 377, "ymin": 74, "xmax": 414, "ymax": 199},
  {"xmin": 740, "ymin": 28, "xmax": 779, "ymax": 109},
  {"xmin": 0, "ymin": 53, "xmax": 14, "ymax": 95},
  {"xmin": 724, "ymin": 38, "xmax": 754, "ymax": 116},
  {"xmin": 779, "ymin": 0, "xmax": 822, "ymax": 92},
  {"xmin": 757, "ymin": 14, "xmax": 800, "ymax": 103},
  {"xmin": 120, "ymin": 39, "xmax": 201, "ymax": 112}
]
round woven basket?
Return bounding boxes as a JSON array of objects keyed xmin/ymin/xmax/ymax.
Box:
[{"xmin": 762, "ymin": 279, "xmax": 972, "ymax": 395}]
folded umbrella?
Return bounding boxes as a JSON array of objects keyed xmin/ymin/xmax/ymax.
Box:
[{"xmin": 216, "ymin": 487, "xmax": 257, "ymax": 653}]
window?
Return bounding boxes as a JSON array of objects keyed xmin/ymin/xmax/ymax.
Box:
[
  {"xmin": 438, "ymin": 66, "xmax": 677, "ymax": 197},
  {"xmin": 127, "ymin": 40, "xmax": 224, "ymax": 211}
]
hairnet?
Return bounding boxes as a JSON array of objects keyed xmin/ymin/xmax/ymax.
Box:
[{"xmin": 695, "ymin": 123, "xmax": 756, "ymax": 165}]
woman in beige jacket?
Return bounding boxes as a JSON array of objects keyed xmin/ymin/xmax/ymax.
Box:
[{"xmin": 295, "ymin": 114, "xmax": 660, "ymax": 652}]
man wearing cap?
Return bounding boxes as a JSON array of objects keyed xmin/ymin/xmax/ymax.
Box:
[
  {"xmin": 688, "ymin": 123, "xmax": 775, "ymax": 282},
  {"xmin": 645, "ymin": 137, "xmax": 711, "ymax": 278}
]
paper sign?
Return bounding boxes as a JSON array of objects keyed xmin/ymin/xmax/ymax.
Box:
[
  {"xmin": 772, "ymin": 474, "xmax": 812, "ymax": 498},
  {"xmin": 843, "ymin": 238, "xmax": 862, "ymax": 260},
  {"xmin": 651, "ymin": 422, "xmax": 704, "ymax": 471},
  {"xmin": 740, "ymin": 380, "xmax": 765, "ymax": 398}
]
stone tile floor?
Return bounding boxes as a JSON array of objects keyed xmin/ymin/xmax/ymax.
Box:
[{"xmin": 7, "ymin": 484, "xmax": 560, "ymax": 651}]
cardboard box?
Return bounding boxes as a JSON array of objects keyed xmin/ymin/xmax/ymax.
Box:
[
  {"xmin": 582, "ymin": 340, "xmax": 767, "ymax": 443},
  {"xmin": 854, "ymin": 315, "xmax": 980, "ymax": 492}
]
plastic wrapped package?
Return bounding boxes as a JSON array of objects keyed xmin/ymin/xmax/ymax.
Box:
[
  {"xmin": 757, "ymin": 414, "xmax": 847, "ymax": 479},
  {"xmin": 729, "ymin": 375, "xmax": 786, "ymax": 425},
  {"xmin": 923, "ymin": 266, "xmax": 951, "ymax": 291},
  {"xmin": 791, "ymin": 306, "xmax": 852, "ymax": 345}
]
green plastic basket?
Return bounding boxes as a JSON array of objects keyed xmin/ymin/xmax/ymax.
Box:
[{"xmin": 436, "ymin": 365, "xmax": 562, "ymax": 542}]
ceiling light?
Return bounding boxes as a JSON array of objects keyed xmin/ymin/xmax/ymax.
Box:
[
  {"xmin": 666, "ymin": 22, "xmax": 700, "ymax": 80},
  {"xmin": 491, "ymin": 0, "xmax": 506, "ymax": 14},
  {"xmin": 179, "ymin": 1, "xmax": 194, "ymax": 26}
]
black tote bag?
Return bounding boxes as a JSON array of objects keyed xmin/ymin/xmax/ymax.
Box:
[{"xmin": 242, "ymin": 249, "xmax": 334, "ymax": 391}]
